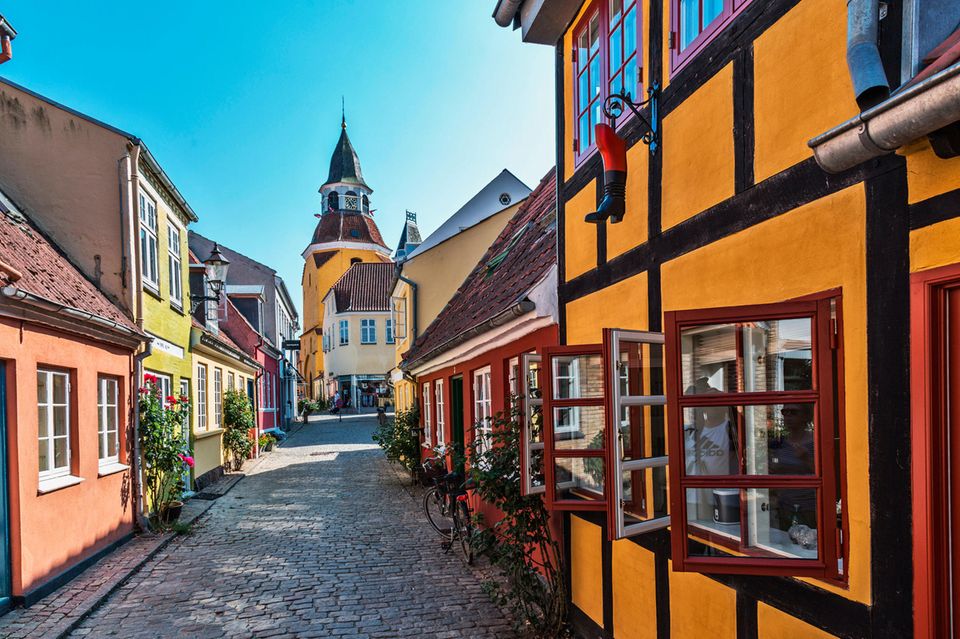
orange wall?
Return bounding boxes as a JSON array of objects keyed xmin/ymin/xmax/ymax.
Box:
[{"xmin": 0, "ymin": 318, "xmax": 135, "ymax": 596}]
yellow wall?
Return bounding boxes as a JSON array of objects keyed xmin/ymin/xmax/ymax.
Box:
[
  {"xmin": 189, "ymin": 346, "xmax": 257, "ymax": 481},
  {"xmin": 613, "ymin": 540, "xmax": 658, "ymax": 639},
  {"xmin": 570, "ymin": 516, "xmax": 605, "ymax": 626},
  {"xmin": 322, "ymin": 312, "xmax": 395, "ymax": 380},
  {"xmin": 300, "ymin": 246, "xmax": 391, "ymax": 392},
  {"xmin": 758, "ymin": 603, "xmax": 838, "ymax": 639},
  {"xmin": 566, "ymin": 272, "xmax": 648, "ymax": 345},
  {"xmin": 662, "ymin": 185, "xmax": 871, "ymax": 604},
  {"xmin": 908, "ymin": 143, "xmax": 960, "ymax": 272},
  {"xmin": 608, "ymin": 145, "xmax": 650, "ymax": 260},
  {"xmin": 564, "ymin": 182, "xmax": 599, "ymax": 280},
  {"xmin": 752, "ymin": 0, "xmax": 855, "ymax": 182},
  {"xmin": 669, "ymin": 565, "xmax": 737, "ymax": 638},
  {"xmin": 661, "ymin": 64, "xmax": 735, "ymax": 229}
]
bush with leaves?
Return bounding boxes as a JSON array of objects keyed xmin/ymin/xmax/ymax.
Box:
[
  {"xmin": 223, "ymin": 389, "xmax": 254, "ymax": 470},
  {"xmin": 372, "ymin": 407, "xmax": 421, "ymax": 472},
  {"xmin": 467, "ymin": 405, "xmax": 568, "ymax": 639},
  {"xmin": 138, "ymin": 376, "xmax": 193, "ymax": 528}
]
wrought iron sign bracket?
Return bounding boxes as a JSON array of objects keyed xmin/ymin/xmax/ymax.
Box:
[{"xmin": 602, "ymin": 82, "xmax": 660, "ymax": 153}]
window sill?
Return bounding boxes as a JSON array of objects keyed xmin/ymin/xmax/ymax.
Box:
[
  {"xmin": 38, "ymin": 475, "xmax": 84, "ymax": 495},
  {"xmin": 170, "ymin": 303, "xmax": 185, "ymax": 315},
  {"xmin": 142, "ymin": 284, "xmax": 162, "ymax": 301},
  {"xmin": 98, "ymin": 462, "xmax": 130, "ymax": 478},
  {"xmin": 195, "ymin": 428, "xmax": 224, "ymax": 441}
]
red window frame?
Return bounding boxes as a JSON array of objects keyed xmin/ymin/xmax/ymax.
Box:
[
  {"xmin": 542, "ymin": 344, "xmax": 609, "ymax": 511},
  {"xmin": 664, "ymin": 295, "xmax": 847, "ymax": 579},
  {"xmin": 573, "ymin": 0, "xmax": 644, "ymax": 166},
  {"xmin": 670, "ymin": 0, "xmax": 753, "ymax": 75}
]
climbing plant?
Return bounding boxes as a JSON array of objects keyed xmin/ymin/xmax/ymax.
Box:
[
  {"xmin": 138, "ymin": 376, "xmax": 193, "ymax": 527},
  {"xmin": 467, "ymin": 403, "xmax": 568, "ymax": 638},
  {"xmin": 223, "ymin": 389, "xmax": 254, "ymax": 470}
]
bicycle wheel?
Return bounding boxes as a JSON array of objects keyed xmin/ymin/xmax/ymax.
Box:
[
  {"xmin": 423, "ymin": 486, "xmax": 453, "ymax": 540},
  {"xmin": 456, "ymin": 500, "xmax": 474, "ymax": 565}
]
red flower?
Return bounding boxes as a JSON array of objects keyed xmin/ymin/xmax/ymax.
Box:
[
  {"xmin": 138, "ymin": 386, "xmax": 149, "ymax": 394},
  {"xmin": 178, "ymin": 454, "xmax": 195, "ymax": 468},
  {"xmin": 178, "ymin": 395, "xmax": 189, "ymax": 403},
  {"xmin": 143, "ymin": 374, "xmax": 158, "ymax": 384},
  {"xmin": 166, "ymin": 395, "xmax": 177, "ymax": 405}
]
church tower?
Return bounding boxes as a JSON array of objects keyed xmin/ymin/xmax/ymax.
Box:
[{"xmin": 300, "ymin": 115, "xmax": 392, "ymax": 399}]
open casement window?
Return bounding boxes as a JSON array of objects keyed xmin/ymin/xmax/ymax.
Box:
[
  {"xmin": 543, "ymin": 345, "xmax": 608, "ymax": 510},
  {"xmin": 521, "ymin": 352, "xmax": 546, "ymax": 496},
  {"xmin": 665, "ymin": 297, "xmax": 845, "ymax": 579},
  {"xmin": 604, "ymin": 329, "xmax": 670, "ymax": 539}
]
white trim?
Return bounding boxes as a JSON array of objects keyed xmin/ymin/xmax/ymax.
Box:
[
  {"xmin": 301, "ymin": 241, "xmax": 391, "ymax": 259},
  {"xmin": 38, "ymin": 474, "xmax": 84, "ymax": 494},
  {"xmin": 435, "ymin": 379, "xmax": 445, "ymax": 447},
  {"xmin": 37, "ymin": 369, "xmax": 71, "ymax": 480},
  {"xmin": 97, "ymin": 376, "xmax": 120, "ymax": 465},
  {"xmin": 97, "ymin": 462, "xmax": 130, "ymax": 478},
  {"xmin": 422, "ymin": 381, "xmax": 432, "ymax": 446}
]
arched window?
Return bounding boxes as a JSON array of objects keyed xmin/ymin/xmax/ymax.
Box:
[
  {"xmin": 362, "ymin": 194, "xmax": 370, "ymax": 213},
  {"xmin": 327, "ymin": 191, "xmax": 340, "ymax": 211},
  {"xmin": 345, "ymin": 190, "xmax": 359, "ymax": 211}
]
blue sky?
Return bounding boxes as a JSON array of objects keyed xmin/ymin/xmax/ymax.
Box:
[{"xmin": 0, "ymin": 1, "xmax": 555, "ymax": 318}]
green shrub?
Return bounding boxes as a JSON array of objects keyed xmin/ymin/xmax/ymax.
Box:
[
  {"xmin": 138, "ymin": 376, "xmax": 193, "ymax": 529},
  {"xmin": 372, "ymin": 407, "xmax": 421, "ymax": 472},
  {"xmin": 467, "ymin": 404, "xmax": 568, "ymax": 638},
  {"xmin": 223, "ymin": 389, "xmax": 254, "ymax": 470}
]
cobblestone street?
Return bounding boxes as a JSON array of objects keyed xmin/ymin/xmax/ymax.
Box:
[{"xmin": 66, "ymin": 416, "xmax": 514, "ymax": 639}]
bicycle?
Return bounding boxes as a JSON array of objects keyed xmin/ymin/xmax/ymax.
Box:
[{"xmin": 422, "ymin": 456, "xmax": 474, "ymax": 564}]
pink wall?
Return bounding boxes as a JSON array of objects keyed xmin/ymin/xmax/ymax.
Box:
[{"xmin": 0, "ymin": 318, "xmax": 135, "ymax": 597}]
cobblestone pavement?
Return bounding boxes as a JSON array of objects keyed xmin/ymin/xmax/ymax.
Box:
[{"xmin": 68, "ymin": 415, "xmax": 515, "ymax": 639}]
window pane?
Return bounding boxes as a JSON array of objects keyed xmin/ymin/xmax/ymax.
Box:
[
  {"xmin": 681, "ymin": 324, "xmax": 737, "ymax": 394},
  {"xmin": 610, "ymin": 71, "xmax": 623, "ymax": 98},
  {"xmin": 578, "ymin": 30, "xmax": 589, "ymax": 65},
  {"xmin": 683, "ymin": 406, "xmax": 739, "ymax": 475},
  {"xmin": 680, "ymin": 0, "xmax": 699, "ymax": 49},
  {"xmin": 54, "ymin": 437, "xmax": 67, "ymax": 468},
  {"xmin": 554, "ymin": 406, "xmax": 605, "ymax": 449},
  {"xmin": 742, "ymin": 318, "xmax": 813, "ymax": 392},
  {"xmin": 686, "ymin": 487, "xmax": 742, "ymax": 547},
  {"xmin": 609, "ymin": 0, "xmax": 623, "ymax": 23},
  {"xmin": 703, "ymin": 0, "xmax": 724, "ymax": 27},
  {"xmin": 556, "ymin": 456, "xmax": 604, "ymax": 501},
  {"xmin": 624, "ymin": 6, "xmax": 638, "ymax": 59},
  {"xmin": 53, "ymin": 406, "xmax": 68, "ymax": 437},
  {"xmin": 589, "ymin": 13, "xmax": 600, "ymax": 53},
  {"xmin": 553, "ymin": 354, "xmax": 603, "ymax": 399},
  {"xmin": 106, "ymin": 400, "xmax": 117, "ymax": 432},
  {"xmin": 745, "ymin": 404, "xmax": 816, "ymax": 475},
  {"xmin": 39, "ymin": 439, "xmax": 49, "ymax": 472},
  {"xmin": 530, "ymin": 449, "xmax": 545, "ymax": 490},
  {"xmin": 746, "ymin": 488, "xmax": 819, "ymax": 559},
  {"xmin": 589, "ymin": 55, "xmax": 601, "ymax": 102},
  {"xmin": 52, "ymin": 373, "xmax": 67, "ymax": 403},
  {"xmin": 530, "ymin": 403, "xmax": 544, "ymax": 443},
  {"xmin": 100, "ymin": 434, "xmax": 107, "ymax": 460},
  {"xmin": 107, "ymin": 431, "xmax": 118, "ymax": 458},
  {"xmin": 37, "ymin": 405, "xmax": 49, "ymax": 439},
  {"xmin": 579, "ymin": 114, "xmax": 590, "ymax": 150},
  {"xmin": 610, "ymin": 25, "xmax": 622, "ymax": 74},
  {"xmin": 624, "ymin": 57, "xmax": 638, "ymax": 99},
  {"xmin": 623, "ymin": 464, "xmax": 669, "ymax": 524},
  {"xmin": 579, "ymin": 71, "xmax": 589, "ymax": 111},
  {"xmin": 37, "ymin": 371, "xmax": 47, "ymax": 403}
]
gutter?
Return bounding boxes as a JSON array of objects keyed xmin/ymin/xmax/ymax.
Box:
[
  {"xmin": 809, "ymin": 60, "xmax": 960, "ymax": 173},
  {"xmin": 493, "ymin": 0, "xmax": 522, "ymax": 27},
  {"xmin": 0, "ymin": 285, "xmax": 147, "ymax": 341},
  {"xmin": 402, "ymin": 299, "xmax": 535, "ymax": 372},
  {"xmin": 397, "ymin": 273, "xmax": 419, "ymax": 342}
]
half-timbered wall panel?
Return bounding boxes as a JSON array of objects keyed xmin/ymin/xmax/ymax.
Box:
[
  {"xmin": 669, "ymin": 567, "xmax": 737, "ymax": 638},
  {"xmin": 566, "ymin": 272, "xmax": 649, "ymax": 345},
  {"xmin": 565, "ymin": 182, "xmax": 601, "ymax": 279}
]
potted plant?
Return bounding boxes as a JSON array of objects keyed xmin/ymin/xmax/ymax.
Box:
[
  {"xmin": 139, "ymin": 377, "xmax": 194, "ymax": 530},
  {"xmin": 258, "ymin": 433, "xmax": 276, "ymax": 452}
]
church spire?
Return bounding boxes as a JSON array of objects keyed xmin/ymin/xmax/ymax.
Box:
[
  {"xmin": 341, "ymin": 96, "xmax": 346, "ymax": 130},
  {"xmin": 320, "ymin": 108, "xmax": 370, "ymax": 193}
]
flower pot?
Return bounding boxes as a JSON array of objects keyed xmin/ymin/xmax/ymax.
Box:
[{"xmin": 160, "ymin": 501, "xmax": 184, "ymax": 525}]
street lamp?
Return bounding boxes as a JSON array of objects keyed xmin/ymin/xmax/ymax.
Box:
[{"xmin": 190, "ymin": 243, "xmax": 231, "ymax": 312}]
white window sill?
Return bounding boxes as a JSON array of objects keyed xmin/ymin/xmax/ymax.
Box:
[
  {"xmin": 98, "ymin": 462, "xmax": 130, "ymax": 478},
  {"xmin": 195, "ymin": 428, "xmax": 224, "ymax": 441},
  {"xmin": 38, "ymin": 475, "xmax": 84, "ymax": 495}
]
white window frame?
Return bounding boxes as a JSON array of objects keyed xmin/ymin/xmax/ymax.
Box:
[
  {"xmin": 139, "ymin": 191, "xmax": 159, "ymax": 291},
  {"xmin": 386, "ymin": 319, "xmax": 395, "ymax": 344},
  {"xmin": 391, "ymin": 296, "xmax": 408, "ymax": 340},
  {"xmin": 167, "ymin": 223, "xmax": 182, "ymax": 308},
  {"xmin": 197, "ymin": 364, "xmax": 208, "ymax": 432},
  {"xmin": 608, "ymin": 329, "xmax": 670, "ymax": 539},
  {"xmin": 37, "ymin": 369, "xmax": 71, "ymax": 479},
  {"xmin": 228, "ymin": 371, "xmax": 235, "ymax": 391},
  {"xmin": 361, "ymin": 319, "xmax": 376, "ymax": 344},
  {"xmin": 473, "ymin": 367, "xmax": 493, "ymax": 455},
  {"xmin": 146, "ymin": 371, "xmax": 172, "ymax": 406},
  {"xmin": 214, "ymin": 368, "xmax": 223, "ymax": 428},
  {"xmin": 435, "ymin": 379, "xmax": 445, "ymax": 447},
  {"xmin": 98, "ymin": 376, "xmax": 120, "ymax": 465},
  {"xmin": 422, "ymin": 382, "xmax": 432, "ymax": 448},
  {"xmin": 521, "ymin": 353, "xmax": 546, "ymax": 495},
  {"xmin": 339, "ymin": 319, "xmax": 349, "ymax": 345}
]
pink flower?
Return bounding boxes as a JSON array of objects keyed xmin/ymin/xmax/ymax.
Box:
[
  {"xmin": 179, "ymin": 454, "xmax": 195, "ymax": 468},
  {"xmin": 138, "ymin": 386, "xmax": 148, "ymax": 394}
]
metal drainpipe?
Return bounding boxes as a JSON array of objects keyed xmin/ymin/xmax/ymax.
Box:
[
  {"xmin": 133, "ymin": 342, "xmax": 153, "ymax": 531},
  {"xmin": 847, "ymin": 0, "xmax": 891, "ymax": 110},
  {"xmin": 493, "ymin": 0, "xmax": 522, "ymax": 27}
]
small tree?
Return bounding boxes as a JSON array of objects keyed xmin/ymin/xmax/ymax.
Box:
[
  {"xmin": 467, "ymin": 405, "xmax": 568, "ymax": 638},
  {"xmin": 223, "ymin": 389, "xmax": 254, "ymax": 470},
  {"xmin": 138, "ymin": 376, "xmax": 193, "ymax": 528},
  {"xmin": 372, "ymin": 407, "xmax": 421, "ymax": 472}
]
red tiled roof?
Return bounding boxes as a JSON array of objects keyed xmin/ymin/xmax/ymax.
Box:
[
  {"xmin": 404, "ymin": 169, "xmax": 557, "ymax": 364},
  {"xmin": 0, "ymin": 194, "xmax": 140, "ymax": 333},
  {"xmin": 310, "ymin": 211, "xmax": 388, "ymax": 248},
  {"xmin": 330, "ymin": 262, "xmax": 394, "ymax": 312}
]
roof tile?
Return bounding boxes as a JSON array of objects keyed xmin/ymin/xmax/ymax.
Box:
[{"xmin": 330, "ymin": 262, "xmax": 395, "ymax": 313}]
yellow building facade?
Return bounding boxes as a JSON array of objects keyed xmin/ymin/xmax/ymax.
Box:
[{"xmin": 493, "ymin": 0, "xmax": 960, "ymax": 636}]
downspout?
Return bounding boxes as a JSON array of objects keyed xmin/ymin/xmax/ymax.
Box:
[
  {"xmin": 847, "ymin": 0, "xmax": 891, "ymax": 110},
  {"xmin": 493, "ymin": 0, "xmax": 523, "ymax": 27},
  {"xmin": 397, "ymin": 274, "xmax": 418, "ymax": 341},
  {"xmin": 128, "ymin": 144, "xmax": 144, "ymax": 327},
  {"xmin": 133, "ymin": 341, "xmax": 153, "ymax": 531}
]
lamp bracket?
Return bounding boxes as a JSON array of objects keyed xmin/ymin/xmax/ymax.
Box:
[{"xmin": 602, "ymin": 83, "xmax": 660, "ymax": 153}]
